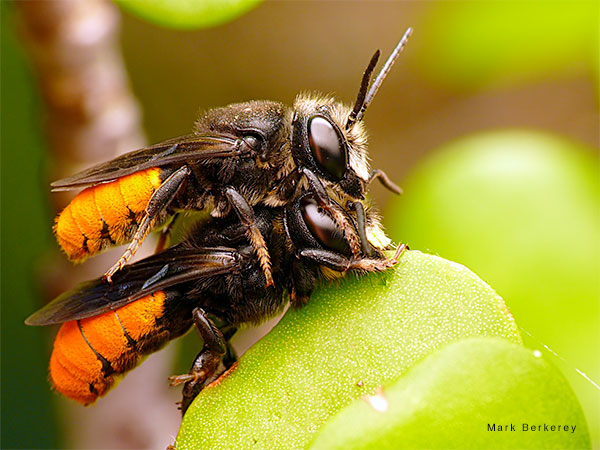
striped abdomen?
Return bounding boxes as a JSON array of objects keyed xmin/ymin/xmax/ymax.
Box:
[
  {"xmin": 54, "ymin": 168, "xmax": 163, "ymax": 262},
  {"xmin": 49, "ymin": 291, "xmax": 186, "ymax": 405}
]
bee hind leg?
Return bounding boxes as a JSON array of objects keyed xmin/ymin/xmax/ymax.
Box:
[
  {"xmin": 103, "ymin": 167, "xmax": 190, "ymax": 283},
  {"xmin": 169, "ymin": 307, "xmax": 228, "ymax": 415}
]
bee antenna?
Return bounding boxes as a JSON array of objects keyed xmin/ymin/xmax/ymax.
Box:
[
  {"xmin": 346, "ymin": 49, "xmax": 380, "ymax": 130},
  {"xmin": 351, "ymin": 27, "xmax": 413, "ymax": 126}
]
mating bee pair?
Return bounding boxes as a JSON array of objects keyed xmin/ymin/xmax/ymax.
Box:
[{"xmin": 26, "ymin": 29, "xmax": 412, "ymax": 414}]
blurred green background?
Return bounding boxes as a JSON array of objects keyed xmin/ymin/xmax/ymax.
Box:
[{"xmin": 1, "ymin": 1, "xmax": 598, "ymax": 449}]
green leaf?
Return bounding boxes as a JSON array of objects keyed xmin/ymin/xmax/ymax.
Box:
[
  {"xmin": 309, "ymin": 337, "xmax": 591, "ymax": 450},
  {"xmin": 176, "ymin": 251, "xmax": 521, "ymax": 449},
  {"xmin": 115, "ymin": 0, "xmax": 262, "ymax": 29}
]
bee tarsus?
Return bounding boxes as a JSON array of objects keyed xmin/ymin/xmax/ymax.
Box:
[{"xmin": 176, "ymin": 307, "xmax": 229, "ymax": 413}]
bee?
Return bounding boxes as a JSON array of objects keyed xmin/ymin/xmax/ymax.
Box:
[
  {"xmin": 27, "ymin": 194, "xmax": 405, "ymax": 414},
  {"xmin": 51, "ymin": 29, "xmax": 412, "ymax": 285}
]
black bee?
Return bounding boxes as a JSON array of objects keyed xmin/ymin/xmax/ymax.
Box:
[
  {"xmin": 51, "ymin": 29, "xmax": 412, "ymax": 285},
  {"xmin": 27, "ymin": 193, "xmax": 404, "ymax": 414}
]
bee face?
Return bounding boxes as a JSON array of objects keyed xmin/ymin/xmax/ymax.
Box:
[
  {"xmin": 284, "ymin": 194, "xmax": 354, "ymax": 256},
  {"xmin": 291, "ymin": 94, "xmax": 370, "ymax": 200},
  {"xmin": 283, "ymin": 192, "xmax": 389, "ymax": 260}
]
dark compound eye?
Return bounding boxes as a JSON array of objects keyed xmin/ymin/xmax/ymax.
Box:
[
  {"xmin": 308, "ymin": 115, "xmax": 347, "ymax": 180},
  {"xmin": 300, "ymin": 197, "xmax": 350, "ymax": 254}
]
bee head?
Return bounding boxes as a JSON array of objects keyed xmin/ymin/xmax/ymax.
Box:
[
  {"xmin": 290, "ymin": 28, "xmax": 413, "ymax": 201},
  {"xmin": 291, "ymin": 94, "xmax": 370, "ymax": 199}
]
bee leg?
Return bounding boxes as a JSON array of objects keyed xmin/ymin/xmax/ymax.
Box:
[
  {"xmin": 155, "ymin": 213, "xmax": 180, "ymax": 254},
  {"xmin": 350, "ymin": 243, "xmax": 408, "ymax": 271},
  {"xmin": 367, "ymin": 169, "xmax": 403, "ymax": 195},
  {"xmin": 299, "ymin": 168, "xmax": 362, "ymax": 258},
  {"xmin": 299, "ymin": 244, "xmax": 407, "ymax": 273},
  {"xmin": 104, "ymin": 166, "xmax": 190, "ymax": 282},
  {"xmin": 221, "ymin": 325, "xmax": 238, "ymax": 369},
  {"xmin": 223, "ymin": 187, "xmax": 274, "ymax": 287},
  {"xmin": 169, "ymin": 307, "xmax": 227, "ymax": 415},
  {"xmin": 348, "ymin": 201, "xmax": 375, "ymax": 257},
  {"xmin": 299, "ymin": 249, "xmax": 355, "ymax": 272},
  {"xmin": 176, "ymin": 349, "xmax": 222, "ymax": 415},
  {"xmin": 275, "ymin": 168, "xmax": 302, "ymax": 201},
  {"xmin": 288, "ymin": 259, "xmax": 317, "ymax": 308}
]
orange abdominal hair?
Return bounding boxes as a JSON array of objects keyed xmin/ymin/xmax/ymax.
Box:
[
  {"xmin": 50, "ymin": 291, "xmax": 166, "ymax": 405},
  {"xmin": 54, "ymin": 168, "xmax": 163, "ymax": 261}
]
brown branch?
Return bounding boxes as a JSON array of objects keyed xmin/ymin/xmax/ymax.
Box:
[{"xmin": 16, "ymin": 1, "xmax": 180, "ymax": 448}]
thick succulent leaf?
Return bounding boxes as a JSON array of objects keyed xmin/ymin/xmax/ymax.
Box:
[
  {"xmin": 310, "ymin": 337, "xmax": 590, "ymax": 450},
  {"xmin": 176, "ymin": 251, "xmax": 521, "ymax": 449}
]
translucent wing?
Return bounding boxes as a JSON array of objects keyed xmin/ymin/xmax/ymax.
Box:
[
  {"xmin": 51, "ymin": 134, "xmax": 246, "ymax": 191},
  {"xmin": 26, "ymin": 246, "xmax": 240, "ymax": 325}
]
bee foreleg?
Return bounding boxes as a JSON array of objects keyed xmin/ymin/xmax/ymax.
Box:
[
  {"xmin": 299, "ymin": 167, "xmax": 330, "ymax": 204},
  {"xmin": 300, "ymin": 168, "xmax": 362, "ymax": 258},
  {"xmin": 347, "ymin": 243, "xmax": 408, "ymax": 272},
  {"xmin": 169, "ymin": 308, "xmax": 227, "ymax": 415},
  {"xmin": 224, "ymin": 187, "xmax": 274, "ymax": 287},
  {"xmin": 275, "ymin": 168, "xmax": 302, "ymax": 201},
  {"xmin": 299, "ymin": 248, "xmax": 353, "ymax": 272},
  {"xmin": 103, "ymin": 166, "xmax": 190, "ymax": 282},
  {"xmin": 299, "ymin": 245, "xmax": 407, "ymax": 273},
  {"xmin": 348, "ymin": 201, "xmax": 374, "ymax": 257}
]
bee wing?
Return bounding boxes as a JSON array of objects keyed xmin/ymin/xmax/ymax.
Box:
[
  {"xmin": 51, "ymin": 134, "xmax": 243, "ymax": 191},
  {"xmin": 25, "ymin": 246, "xmax": 240, "ymax": 326}
]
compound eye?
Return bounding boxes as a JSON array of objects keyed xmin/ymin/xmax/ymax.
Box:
[
  {"xmin": 300, "ymin": 197, "xmax": 350, "ymax": 254},
  {"xmin": 308, "ymin": 116, "xmax": 347, "ymax": 180}
]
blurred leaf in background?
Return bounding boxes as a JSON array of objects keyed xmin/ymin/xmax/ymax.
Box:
[
  {"xmin": 116, "ymin": 0, "xmax": 262, "ymax": 29},
  {"xmin": 388, "ymin": 2, "xmax": 599, "ymax": 445},
  {"xmin": 0, "ymin": 3, "xmax": 59, "ymax": 448},
  {"xmin": 416, "ymin": 1, "xmax": 598, "ymax": 88},
  {"xmin": 386, "ymin": 130, "xmax": 599, "ymax": 447}
]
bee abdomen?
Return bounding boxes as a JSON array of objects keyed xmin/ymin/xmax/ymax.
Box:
[
  {"xmin": 54, "ymin": 168, "xmax": 163, "ymax": 261},
  {"xmin": 49, "ymin": 291, "xmax": 168, "ymax": 405}
]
